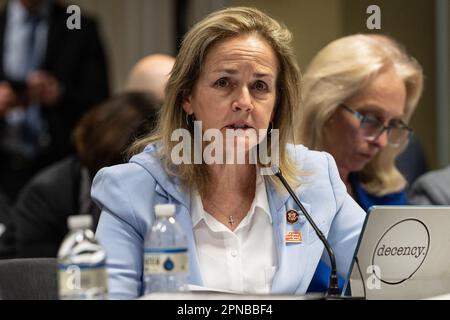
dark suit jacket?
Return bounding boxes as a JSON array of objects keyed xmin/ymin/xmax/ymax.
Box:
[
  {"xmin": 14, "ymin": 156, "xmax": 80, "ymax": 258},
  {"xmin": 0, "ymin": 191, "xmax": 10, "ymax": 225},
  {"xmin": 0, "ymin": 156, "xmax": 98, "ymax": 258},
  {"xmin": 0, "ymin": 1, "xmax": 109, "ymax": 201}
]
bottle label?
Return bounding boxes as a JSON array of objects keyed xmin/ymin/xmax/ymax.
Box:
[
  {"xmin": 58, "ymin": 263, "xmax": 108, "ymax": 297},
  {"xmin": 144, "ymin": 248, "xmax": 188, "ymax": 274}
]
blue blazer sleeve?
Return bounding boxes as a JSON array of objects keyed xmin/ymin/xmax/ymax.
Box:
[
  {"xmin": 307, "ymin": 153, "xmax": 365, "ymax": 293},
  {"xmin": 324, "ymin": 152, "xmax": 365, "ymax": 278},
  {"xmin": 91, "ymin": 164, "xmax": 156, "ymax": 299}
]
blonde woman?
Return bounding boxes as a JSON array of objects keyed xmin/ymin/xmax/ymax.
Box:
[
  {"xmin": 92, "ymin": 7, "xmax": 365, "ymax": 299},
  {"xmin": 299, "ymin": 34, "xmax": 423, "ymax": 292},
  {"xmin": 299, "ymin": 34, "xmax": 423, "ymax": 211}
]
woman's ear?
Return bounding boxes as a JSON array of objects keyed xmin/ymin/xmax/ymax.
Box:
[
  {"xmin": 326, "ymin": 113, "xmax": 337, "ymax": 125},
  {"xmin": 182, "ymin": 94, "xmax": 193, "ymax": 115}
]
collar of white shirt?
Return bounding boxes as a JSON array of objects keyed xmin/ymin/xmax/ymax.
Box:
[
  {"xmin": 190, "ymin": 173, "xmax": 272, "ymax": 232},
  {"xmin": 189, "ymin": 174, "xmax": 276, "ymax": 293}
]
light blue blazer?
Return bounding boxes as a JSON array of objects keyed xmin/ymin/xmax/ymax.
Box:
[{"xmin": 91, "ymin": 144, "xmax": 365, "ymax": 299}]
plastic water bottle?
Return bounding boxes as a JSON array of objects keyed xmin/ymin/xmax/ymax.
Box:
[
  {"xmin": 144, "ymin": 204, "xmax": 189, "ymax": 294},
  {"xmin": 57, "ymin": 215, "xmax": 108, "ymax": 300}
]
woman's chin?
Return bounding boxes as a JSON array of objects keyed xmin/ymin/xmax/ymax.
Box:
[
  {"xmin": 225, "ymin": 136, "xmax": 258, "ymax": 149},
  {"xmin": 351, "ymin": 160, "xmax": 371, "ymax": 172},
  {"xmin": 221, "ymin": 138, "xmax": 259, "ymax": 164}
]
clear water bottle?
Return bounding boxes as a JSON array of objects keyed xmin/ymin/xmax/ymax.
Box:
[
  {"xmin": 57, "ymin": 215, "xmax": 108, "ymax": 300},
  {"xmin": 144, "ymin": 204, "xmax": 189, "ymax": 294}
]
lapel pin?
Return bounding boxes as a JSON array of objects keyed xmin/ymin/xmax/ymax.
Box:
[
  {"xmin": 285, "ymin": 231, "xmax": 303, "ymax": 243},
  {"xmin": 286, "ymin": 209, "xmax": 299, "ymax": 224}
]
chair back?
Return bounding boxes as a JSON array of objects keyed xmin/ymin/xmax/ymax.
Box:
[{"xmin": 0, "ymin": 258, "xmax": 57, "ymax": 300}]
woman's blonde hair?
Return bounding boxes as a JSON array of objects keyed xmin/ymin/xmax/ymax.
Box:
[
  {"xmin": 298, "ymin": 34, "xmax": 423, "ymax": 196},
  {"xmin": 129, "ymin": 7, "xmax": 302, "ymax": 195}
]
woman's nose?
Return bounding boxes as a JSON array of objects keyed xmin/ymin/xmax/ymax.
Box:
[
  {"xmin": 372, "ymin": 129, "xmax": 389, "ymax": 148},
  {"xmin": 232, "ymin": 87, "xmax": 254, "ymax": 112}
]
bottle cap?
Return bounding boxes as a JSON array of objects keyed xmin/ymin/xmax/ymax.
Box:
[
  {"xmin": 155, "ymin": 204, "xmax": 175, "ymax": 217},
  {"xmin": 67, "ymin": 214, "xmax": 93, "ymax": 230}
]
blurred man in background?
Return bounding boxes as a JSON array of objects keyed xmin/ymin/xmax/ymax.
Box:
[
  {"xmin": 126, "ymin": 53, "xmax": 174, "ymax": 103},
  {"xmin": 0, "ymin": 0, "xmax": 109, "ymax": 202},
  {"xmin": 0, "ymin": 92, "xmax": 159, "ymax": 258},
  {"xmin": 0, "ymin": 51, "xmax": 174, "ymax": 259}
]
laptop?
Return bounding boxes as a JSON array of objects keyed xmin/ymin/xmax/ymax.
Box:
[{"xmin": 343, "ymin": 206, "xmax": 450, "ymax": 300}]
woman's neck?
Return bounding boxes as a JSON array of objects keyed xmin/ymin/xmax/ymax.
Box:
[
  {"xmin": 206, "ymin": 164, "xmax": 256, "ymax": 195},
  {"xmin": 338, "ymin": 166, "xmax": 355, "ymax": 198},
  {"xmin": 339, "ymin": 167, "xmax": 350, "ymax": 184},
  {"xmin": 201, "ymin": 164, "xmax": 257, "ymax": 231}
]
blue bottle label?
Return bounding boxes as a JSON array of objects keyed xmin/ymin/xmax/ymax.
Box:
[{"xmin": 144, "ymin": 248, "xmax": 188, "ymax": 274}]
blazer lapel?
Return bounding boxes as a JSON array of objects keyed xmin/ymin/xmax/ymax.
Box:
[
  {"xmin": 266, "ymin": 180, "xmax": 313, "ymax": 294},
  {"xmin": 266, "ymin": 182, "xmax": 287, "ymax": 282}
]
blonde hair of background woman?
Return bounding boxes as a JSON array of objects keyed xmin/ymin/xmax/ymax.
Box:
[
  {"xmin": 298, "ymin": 34, "xmax": 423, "ymax": 196},
  {"xmin": 129, "ymin": 7, "xmax": 303, "ymax": 195}
]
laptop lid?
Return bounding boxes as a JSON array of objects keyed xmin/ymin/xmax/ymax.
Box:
[{"xmin": 344, "ymin": 205, "xmax": 450, "ymax": 300}]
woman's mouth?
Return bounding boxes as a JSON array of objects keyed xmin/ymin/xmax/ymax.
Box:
[
  {"xmin": 226, "ymin": 124, "xmax": 252, "ymax": 130},
  {"xmin": 359, "ymin": 153, "xmax": 375, "ymax": 160},
  {"xmin": 225, "ymin": 121, "xmax": 254, "ymax": 130}
]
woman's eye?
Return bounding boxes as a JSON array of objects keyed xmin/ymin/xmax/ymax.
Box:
[
  {"xmin": 389, "ymin": 119, "xmax": 406, "ymax": 128},
  {"xmin": 362, "ymin": 115, "xmax": 382, "ymax": 126},
  {"xmin": 215, "ymin": 78, "xmax": 229, "ymax": 88},
  {"xmin": 254, "ymin": 80, "xmax": 268, "ymax": 91}
]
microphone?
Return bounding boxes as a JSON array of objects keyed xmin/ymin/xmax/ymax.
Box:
[{"xmin": 271, "ymin": 165, "xmax": 341, "ymax": 297}]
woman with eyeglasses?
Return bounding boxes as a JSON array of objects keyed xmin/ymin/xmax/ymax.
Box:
[
  {"xmin": 298, "ymin": 34, "xmax": 424, "ymax": 293},
  {"xmin": 299, "ymin": 34, "xmax": 423, "ymax": 212}
]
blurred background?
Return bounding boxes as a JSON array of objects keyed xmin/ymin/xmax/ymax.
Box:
[
  {"xmin": 57, "ymin": 0, "xmax": 450, "ymax": 171},
  {"xmin": 0, "ymin": 0, "xmax": 447, "ymax": 267},
  {"xmin": 0, "ymin": 0, "xmax": 447, "ymax": 170}
]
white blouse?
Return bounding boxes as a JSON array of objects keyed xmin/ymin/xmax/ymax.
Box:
[{"xmin": 190, "ymin": 175, "xmax": 277, "ymax": 293}]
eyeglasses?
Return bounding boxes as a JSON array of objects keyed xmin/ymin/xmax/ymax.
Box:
[{"xmin": 340, "ymin": 104, "xmax": 412, "ymax": 147}]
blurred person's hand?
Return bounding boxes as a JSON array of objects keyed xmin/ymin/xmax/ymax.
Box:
[
  {"xmin": 27, "ymin": 71, "xmax": 61, "ymax": 107},
  {"xmin": 0, "ymin": 81, "xmax": 22, "ymax": 117}
]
